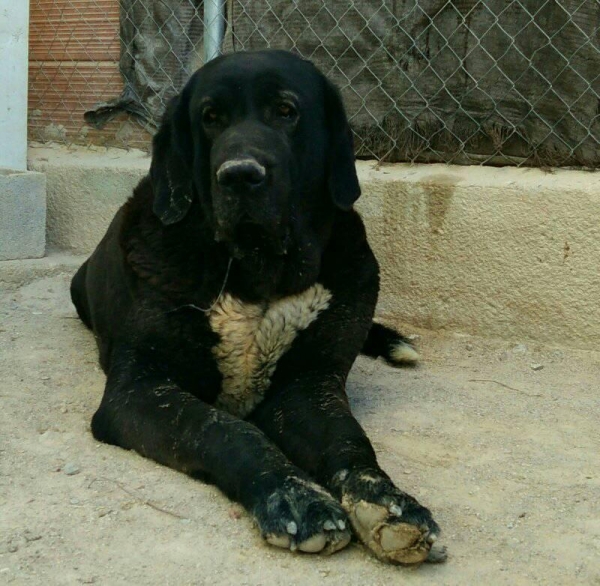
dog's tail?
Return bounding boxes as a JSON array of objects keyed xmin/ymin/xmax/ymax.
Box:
[{"xmin": 361, "ymin": 322, "xmax": 419, "ymax": 366}]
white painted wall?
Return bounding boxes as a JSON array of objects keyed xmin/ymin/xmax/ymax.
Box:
[{"xmin": 0, "ymin": 0, "xmax": 29, "ymax": 170}]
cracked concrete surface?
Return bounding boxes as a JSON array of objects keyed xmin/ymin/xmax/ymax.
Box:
[{"xmin": 1, "ymin": 266, "xmax": 599, "ymax": 585}]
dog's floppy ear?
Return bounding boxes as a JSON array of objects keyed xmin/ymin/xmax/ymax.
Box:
[
  {"xmin": 150, "ymin": 87, "xmax": 196, "ymax": 225},
  {"xmin": 323, "ymin": 78, "xmax": 361, "ymax": 210}
]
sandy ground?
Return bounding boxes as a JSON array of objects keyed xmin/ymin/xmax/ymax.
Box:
[{"xmin": 1, "ymin": 268, "xmax": 599, "ymax": 586}]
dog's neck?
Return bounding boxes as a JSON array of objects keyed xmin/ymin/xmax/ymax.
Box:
[
  {"xmin": 186, "ymin": 197, "xmax": 334, "ymax": 302},
  {"xmin": 225, "ymin": 237, "xmax": 322, "ymax": 302},
  {"xmin": 130, "ymin": 189, "xmax": 334, "ymax": 304}
]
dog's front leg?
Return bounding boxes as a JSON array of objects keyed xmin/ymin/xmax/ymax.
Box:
[
  {"xmin": 91, "ymin": 354, "xmax": 351, "ymax": 554},
  {"xmin": 249, "ymin": 373, "xmax": 446, "ymax": 565}
]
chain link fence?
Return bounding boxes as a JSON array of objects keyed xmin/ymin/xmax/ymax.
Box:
[{"xmin": 29, "ymin": 1, "xmax": 600, "ymax": 167}]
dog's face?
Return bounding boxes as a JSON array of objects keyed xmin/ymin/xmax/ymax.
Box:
[{"xmin": 150, "ymin": 50, "xmax": 360, "ymax": 261}]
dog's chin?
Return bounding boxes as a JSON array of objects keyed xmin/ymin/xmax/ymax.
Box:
[{"xmin": 218, "ymin": 222, "xmax": 289, "ymax": 260}]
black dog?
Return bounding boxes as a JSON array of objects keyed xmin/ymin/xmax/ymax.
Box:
[{"xmin": 71, "ymin": 50, "xmax": 445, "ymax": 564}]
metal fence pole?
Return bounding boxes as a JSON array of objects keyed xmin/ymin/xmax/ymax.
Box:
[{"xmin": 204, "ymin": 0, "xmax": 225, "ymax": 63}]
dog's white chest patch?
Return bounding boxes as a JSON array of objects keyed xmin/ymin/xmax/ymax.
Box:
[{"xmin": 208, "ymin": 284, "xmax": 332, "ymax": 417}]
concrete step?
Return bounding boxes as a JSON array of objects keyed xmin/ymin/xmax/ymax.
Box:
[
  {"xmin": 0, "ymin": 168, "xmax": 46, "ymax": 260},
  {"xmin": 0, "ymin": 250, "xmax": 85, "ymax": 292}
]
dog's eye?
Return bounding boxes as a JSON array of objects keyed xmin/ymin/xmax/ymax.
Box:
[
  {"xmin": 202, "ymin": 107, "xmax": 219, "ymax": 124},
  {"xmin": 276, "ymin": 102, "xmax": 297, "ymax": 120}
]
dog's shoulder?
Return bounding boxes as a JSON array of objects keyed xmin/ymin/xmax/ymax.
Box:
[
  {"xmin": 119, "ymin": 176, "xmax": 159, "ymax": 252},
  {"xmin": 116, "ymin": 176, "xmax": 203, "ymax": 296},
  {"xmin": 322, "ymin": 209, "xmax": 378, "ymax": 281}
]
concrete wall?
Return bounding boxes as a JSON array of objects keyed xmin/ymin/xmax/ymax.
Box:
[
  {"xmin": 358, "ymin": 164, "xmax": 600, "ymax": 350},
  {"xmin": 28, "ymin": 144, "xmax": 600, "ymax": 350}
]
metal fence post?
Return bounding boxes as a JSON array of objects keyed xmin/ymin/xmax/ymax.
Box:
[{"xmin": 204, "ymin": 0, "xmax": 225, "ymax": 63}]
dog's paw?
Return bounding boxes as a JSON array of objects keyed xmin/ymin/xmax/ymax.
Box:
[
  {"xmin": 335, "ymin": 469, "xmax": 446, "ymax": 565},
  {"xmin": 254, "ymin": 476, "xmax": 351, "ymax": 555}
]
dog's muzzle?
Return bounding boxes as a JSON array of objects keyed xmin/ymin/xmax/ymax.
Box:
[{"xmin": 212, "ymin": 153, "xmax": 290, "ymax": 258}]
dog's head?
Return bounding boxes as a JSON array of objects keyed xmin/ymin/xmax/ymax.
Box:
[{"xmin": 150, "ymin": 50, "xmax": 360, "ymax": 260}]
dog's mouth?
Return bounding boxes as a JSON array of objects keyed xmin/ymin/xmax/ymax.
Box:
[{"xmin": 217, "ymin": 219, "xmax": 289, "ymax": 260}]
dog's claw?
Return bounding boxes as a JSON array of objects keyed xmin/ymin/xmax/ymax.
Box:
[
  {"xmin": 390, "ymin": 504, "xmax": 403, "ymax": 517},
  {"xmin": 426, "ymin": 543, "xmax": 448, "ymax": 563}
]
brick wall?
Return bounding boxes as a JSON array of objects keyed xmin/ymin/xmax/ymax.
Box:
[{"xmin": 28, "ymin": 0, "xmax": 151, "ymax": 150}]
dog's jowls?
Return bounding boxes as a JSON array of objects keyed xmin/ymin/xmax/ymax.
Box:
[{"xmin": 70, "ymin": 49, "xmax": 444, "ymax": 564}]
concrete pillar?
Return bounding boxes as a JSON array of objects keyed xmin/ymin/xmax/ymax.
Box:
[
  {"xmin": 0, "ymin": 0, "xmax": 46, "ymax": 260},
  {"xmin": 0, "ymin": 0, "xmax": 30, "ymax": 170}
]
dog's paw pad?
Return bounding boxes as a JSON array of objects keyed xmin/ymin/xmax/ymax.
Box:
[
  {"xmin": 337, "ymin": 471, "xmax": 445, "ymax": 565},
  {"xmin": 264, "ymin": 516, "xmax": 350, "ymax": 554},
  {"xmin": 355, "ymin": 499, "xmax": 388, "ymax": 527},
  {"xmin": 266, "ymin": 533, "xmax": 292, "ymax": 549},
  {"xmin": 297, "ymin": 533, "xmax": 327, "ymax": 553},
  {"xmin": 344, "ymin": 499, "xmax": 430, "ymax": 565}
]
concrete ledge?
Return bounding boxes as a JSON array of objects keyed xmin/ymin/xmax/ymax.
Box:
[
  {"xmin": 358, "ymin": 164, "xmax": 600, "ymax": 350},
  {"xmin": 28, "ymin": 144, "xmax": 149, "ymax": 253},
  {"xmin": 28, "ymin": 144, "xmax": 600, "ymax": 350},
  {"xmin": 0, "ymin": 168, "xmax": 46, "ymax": 260},
  {"xmin": 0, "ymin": 251, "xmax": 85, "ymax": 291}
]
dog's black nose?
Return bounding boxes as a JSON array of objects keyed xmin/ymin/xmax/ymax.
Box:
[{"xmin": 216, "ymin": 158, "xmax": 266, "ymax": 189}]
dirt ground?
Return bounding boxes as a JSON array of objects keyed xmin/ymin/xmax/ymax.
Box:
[{"xmin": 1, "ymin": 268, "xmax": 599, "ymax": 585}]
